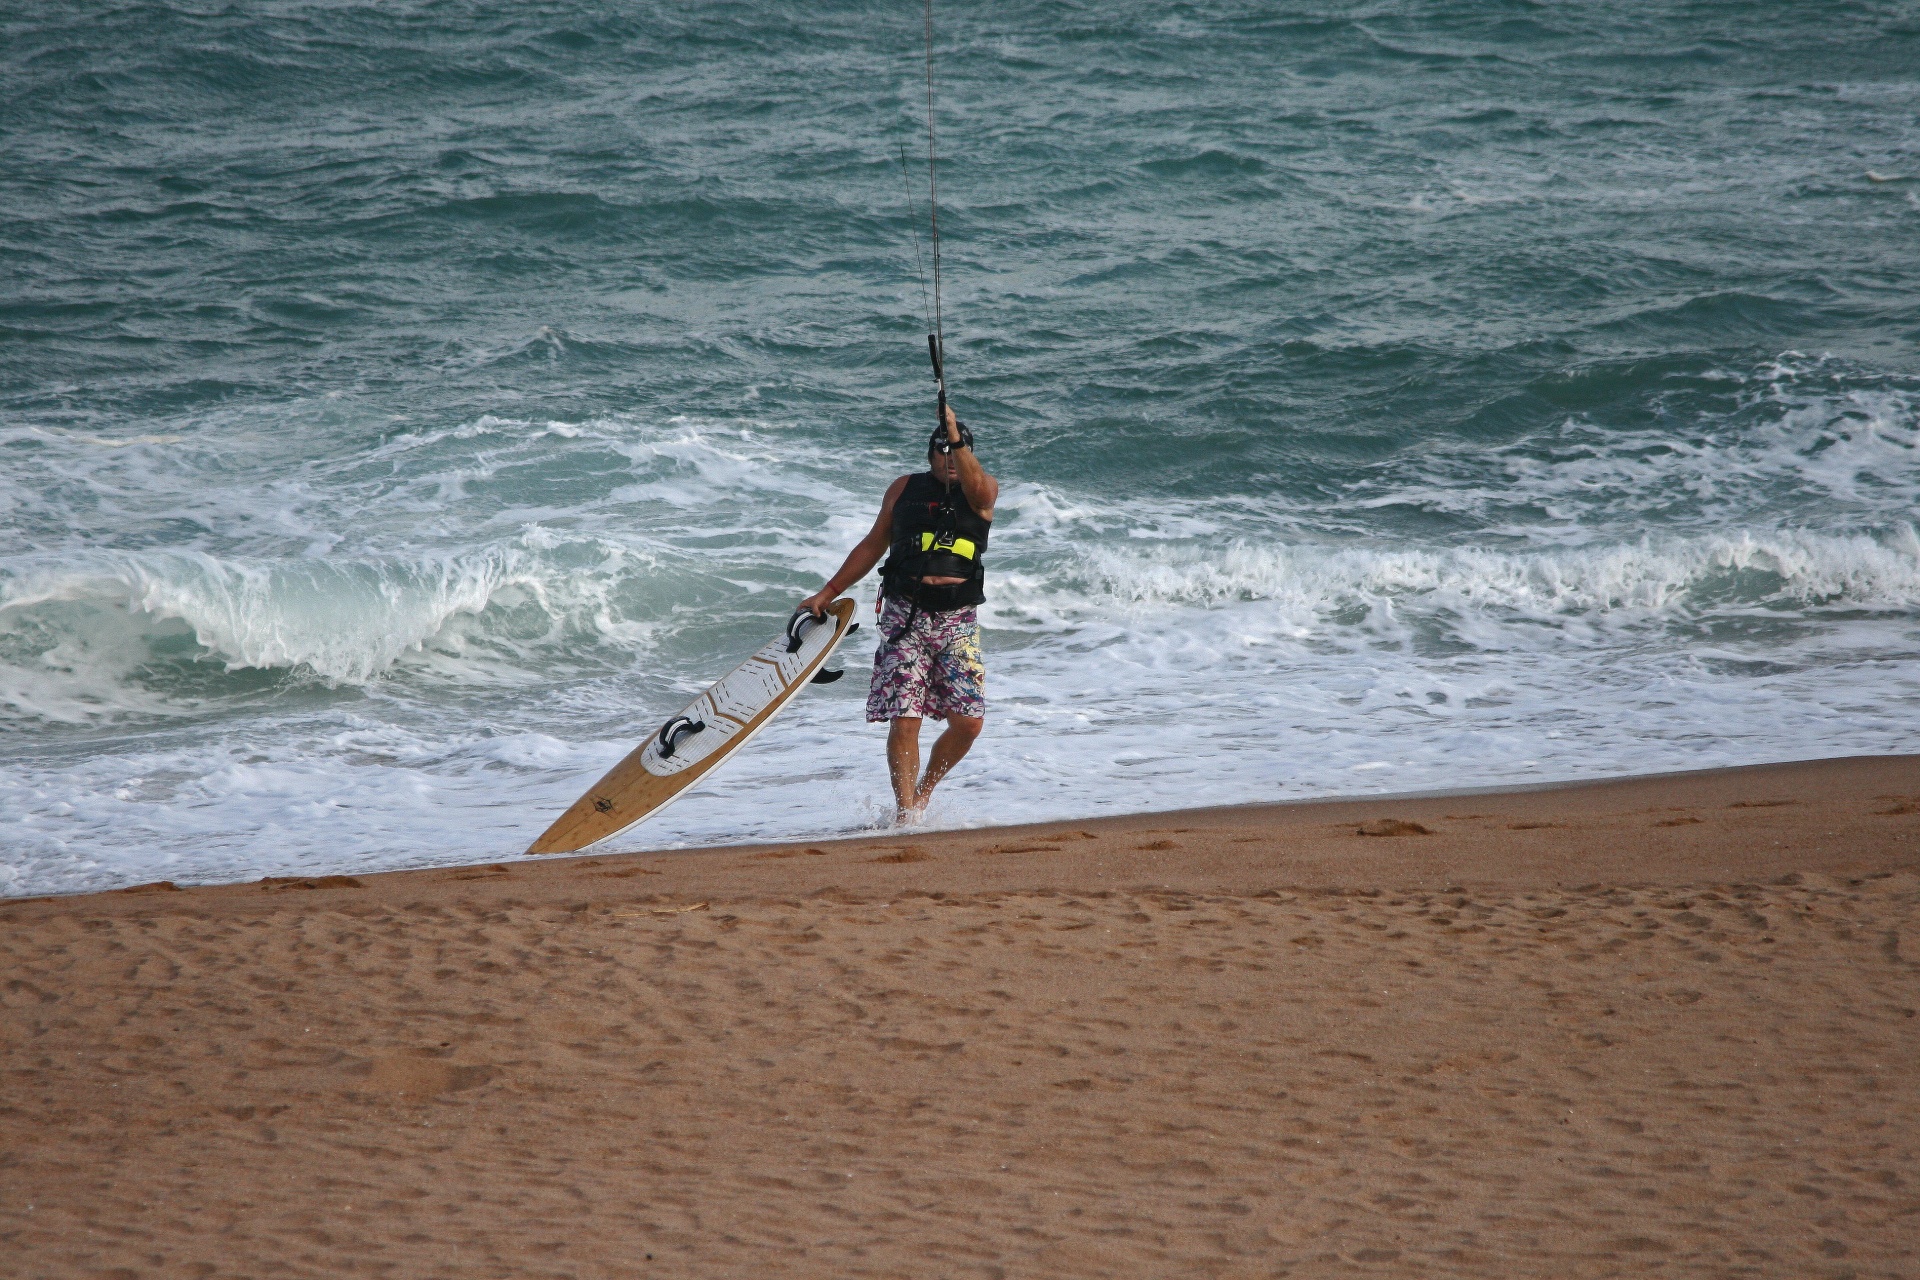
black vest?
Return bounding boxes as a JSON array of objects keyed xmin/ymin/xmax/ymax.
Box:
[{"xmin": 880, "ymin": 471, "xmax": 992, "ymax": 610}]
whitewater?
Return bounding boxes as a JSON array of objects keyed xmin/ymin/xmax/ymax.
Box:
[{"xmin": 4, "ymin": 1, "xmax": 1918, "ymax": 894}]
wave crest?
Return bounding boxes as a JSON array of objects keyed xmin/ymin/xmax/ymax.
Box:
[
  {"xmin": 993, "ymin": 525, "xmax": 1920, "ymax": 638},
  {"xmin": 0, "ymin": 538, "xmax": 672, "ymax": 721}
]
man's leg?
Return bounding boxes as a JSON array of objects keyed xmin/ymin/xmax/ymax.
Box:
[
  {"xmin": 887, "ymin": 717, "xmax": 923, "ymax": 819},
  {"xmin": 915, "ymin": 714, "xmax": 983, "ymax": 807}
]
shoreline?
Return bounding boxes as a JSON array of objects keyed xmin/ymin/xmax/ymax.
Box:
[
  {"xmin": 4, "ymin": 752, "xmax": 1916, "ymax": 1277},
  {"xmin": 13, "ymin": 753, "xmax": 1918, "ymax": 907}
]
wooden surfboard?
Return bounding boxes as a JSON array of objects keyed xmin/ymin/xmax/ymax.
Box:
[{"xmin": 527, "ymin": 599, "xmax": 860, "ymax": 854}]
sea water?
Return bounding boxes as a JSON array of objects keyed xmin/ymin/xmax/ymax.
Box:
[{"xmin": 4, "ymin": 1, "xmax": 1918, "ymax": 894}]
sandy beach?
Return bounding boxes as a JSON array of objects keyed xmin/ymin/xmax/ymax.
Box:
[{"xmin": 3, "ymin": 754, "xmax": 1918, "ymax": 1278}]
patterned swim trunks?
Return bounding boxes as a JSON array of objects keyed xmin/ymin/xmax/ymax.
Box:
[{"xmin": 865, "ymin": 595, "xmax": 986, "ymax": 723}]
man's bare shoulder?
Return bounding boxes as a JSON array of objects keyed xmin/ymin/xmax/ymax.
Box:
[{"xmin": 868, "ymin": 473, "xmax": 912, "ymax": 528}]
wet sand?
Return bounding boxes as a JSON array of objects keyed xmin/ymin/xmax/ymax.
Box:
[{"xmin": 3, "ymin": 755, "xmax": 1918, "ymax": 1278}]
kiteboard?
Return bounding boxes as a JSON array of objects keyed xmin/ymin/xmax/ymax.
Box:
[{"xmin": 527, "ymin": 599, "xmax": 860, "ymax": 854}]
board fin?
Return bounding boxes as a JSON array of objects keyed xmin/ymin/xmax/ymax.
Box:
[{"xmin": 808, "ymin": 623, "xmax": 857, "ymax": 681}]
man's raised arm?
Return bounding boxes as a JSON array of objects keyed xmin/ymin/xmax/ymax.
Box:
[{"xmin": 941, "ymin": 404, "xmax": 997, "ymax": 519}]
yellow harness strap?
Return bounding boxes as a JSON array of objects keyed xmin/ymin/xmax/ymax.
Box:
[{"xmin": 919, "ymin": 531, "xmax": 977, "ymax": 560}]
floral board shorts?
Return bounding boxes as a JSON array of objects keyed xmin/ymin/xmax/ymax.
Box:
[{"xmin": 865, "ymin": 595, "xmax": 986, "ymax": 723}]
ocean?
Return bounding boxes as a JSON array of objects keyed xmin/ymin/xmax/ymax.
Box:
[{"xmin": 4, "ymin": 0, "xmax": 1918, "ymax": 894}]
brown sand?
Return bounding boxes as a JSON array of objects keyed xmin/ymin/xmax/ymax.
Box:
[{"xmin": 3, "ymin": 755, "xmax": 1918, "ymax": 1278}]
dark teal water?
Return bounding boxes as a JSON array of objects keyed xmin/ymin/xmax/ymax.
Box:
[{"xmin": 5, "ymin": 1, "xmax": 1919, "ymax": 891}]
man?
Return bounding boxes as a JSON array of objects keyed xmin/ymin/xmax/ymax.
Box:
[{"xmin": 801, "ymin": 404, "xmax": 998, "ymax": 824}]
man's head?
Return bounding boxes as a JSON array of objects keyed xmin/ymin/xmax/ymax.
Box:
[{"xmin": 928, "ymin": 419, "xmax": 974, "ymax": 482}]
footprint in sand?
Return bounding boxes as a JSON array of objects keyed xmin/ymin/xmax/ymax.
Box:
[
  {"xmin": 257, "ymin": 875, "xmax": 364, "ymax": 892},
  {"xmin": 1355, "ymin": 820, "xmax": 1431, "ymax": 837},
  {"xmin": 447, "ymin": 865, "xmax": 512, "ymax": 881},
  {"xmin": 873, "ymin": 847, "xmax": 931, "ymax": 863},
  {"xmin": 354, "ymin": 1054, "xmax": 496, "ymax": 1097}
]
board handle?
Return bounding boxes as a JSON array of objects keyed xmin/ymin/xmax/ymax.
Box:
[
  {"xmin": 656, "ymin": 714, "xmax": 705, "ymax": 759},
  {"xmin": 786, "ymin": 606, "xmax": 826, "ymax": 653}
]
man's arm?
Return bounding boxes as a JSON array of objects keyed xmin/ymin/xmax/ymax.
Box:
[
  {"xmin": 800, "ymin": 475, "xmax": 909, "ymax": 616},
  {"xmin": 941, "ymin": 403, "xmax": 998, "ymax": 519}
]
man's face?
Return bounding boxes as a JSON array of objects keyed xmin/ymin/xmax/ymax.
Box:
[{"xmin": 928, "ymin": 447, "xmax": 960, "ymax": 483}]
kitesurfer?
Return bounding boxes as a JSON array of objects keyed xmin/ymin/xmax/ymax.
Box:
[{"xmin": 800, "ymin": 404, "xmax": 997, "ymax": 824}]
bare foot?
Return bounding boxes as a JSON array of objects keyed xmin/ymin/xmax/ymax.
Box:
[{"xmin": 892, "ymin": 804, "xmax": 926, "ymax": 829}]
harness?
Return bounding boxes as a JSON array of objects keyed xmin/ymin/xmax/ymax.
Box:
[{"xmin": 879, "ymin": 471, "xmax": 990, "ymax": 637}]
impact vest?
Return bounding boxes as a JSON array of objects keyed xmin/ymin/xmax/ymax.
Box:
[{"xmin": 880, "ymin": 471, "xmax": 991, "ymax": 611}]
